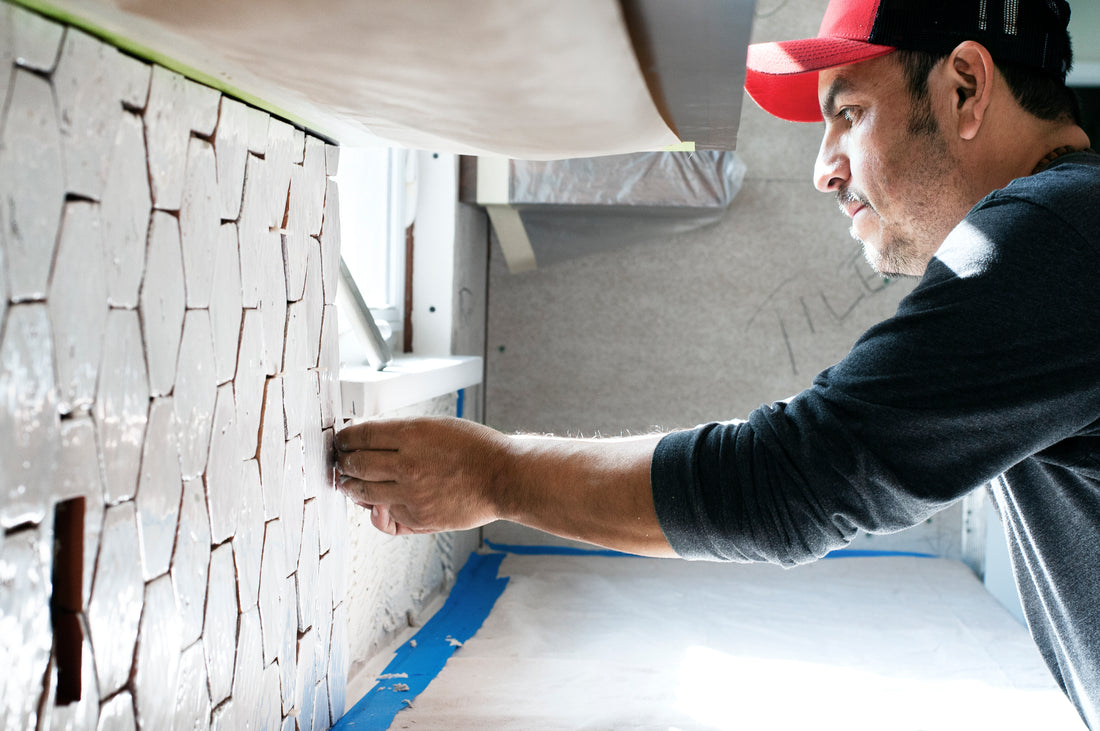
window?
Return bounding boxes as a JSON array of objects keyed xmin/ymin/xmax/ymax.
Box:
[{"xmin": 335, "ymin": 147, "xmax": 417, "ymax": 365}]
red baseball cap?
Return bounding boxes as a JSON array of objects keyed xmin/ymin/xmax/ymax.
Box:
[{"xmin": 745, "ymin": 0, "xmax": 1073, "ymax": 124}]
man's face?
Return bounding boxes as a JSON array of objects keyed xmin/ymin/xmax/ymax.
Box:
[{"xmin": 814, "ymin": 55, "xmax": 964, "ymax": 278}]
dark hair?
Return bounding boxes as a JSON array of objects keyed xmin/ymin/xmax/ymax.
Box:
[{"xmin": 894, "ymin": 48, "xmax": 1082, "ymax": 125}]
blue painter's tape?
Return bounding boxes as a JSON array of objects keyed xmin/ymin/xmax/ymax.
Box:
[
  {"xmin": 332, "ymin": 551, "xmax": 510, "ymax": 730},
  {"xmin": 482, "ymin": 539, "xmax": 636, "ymax": 558},
  {"xmin": 482, "ymin": 540, "xmax": 935, "ymax": 561},
  {"xmin": 823, "ymin": 548, "xmax": 937, "ymax": 559},
  {"xmin": 456, "ymin": 388, "xmax": 465, "ymax": 419}
]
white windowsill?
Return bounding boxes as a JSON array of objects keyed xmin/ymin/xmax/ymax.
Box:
[{"xmin": 340, "ymin": 355, "xmax": 483, "ymax": 420}]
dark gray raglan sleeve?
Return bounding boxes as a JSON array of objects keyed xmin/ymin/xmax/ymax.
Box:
[{"xmin": 650, "ymin": 184, "xmax": 1100, "ymax": 565}]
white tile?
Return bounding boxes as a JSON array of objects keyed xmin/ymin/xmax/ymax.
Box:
[
  {"xmin": 259, "ymin": 377, "xmax": 286, "ymax": 520},
  {"xmin": 49, "ymin": 201, "xmax": 108, "ymax": 414},
  {"xmin": 11, "ymin": 4, "xmax": 62, "ymax": 72},
  {"xmin": 0, "ymin": 525, "xmax": 52, "ymax": 728},
  {"xmin": 282, "ymin": 228, "xmax": 309, "ymax": 303},
  {"xmin": 233, "ymin": 608, "xmax": 265, "ymax": 725},
  {"xmin": 1, "ymin": 220, "xmax": 8, "ymax": 324},
  {"xmin": 283, "ymin": 297, "xmax": 309, "ymax": 376},
  {"xmin": 302, "ymin": 238, "xmax": 324, "ymax": 370},
  {"xmin": 145, "ymin": 67, "xmax": 190, "ymax": 210},
  {"xmin": 325, "ymin": 144, "xmax": 339, "ymax": 177},
  {"xmin": 301, "ymin": 376, "xmax": 325, "ymax": 501},
  {"xmin": 260, "ymin": 660, "xmax": 284, "ymax": 731},
  {"xmin": 172, "ymin": 477, "xmax": 211, "ymax": 648},
  {"xmin": 329, "ymin": 603, "xmax": 348, "ymax": 722},
  {"xmin": 205, "ymin": 383, "xmax": 241, "ymax": 544},
  {"xmin": 0, "ymin": 5, "xmax": 13, "ymax": 112},
  {"xmin": 245, "ymin": 105, "xmax": 270, "ymax": 155},
  {"xmin": 235, "ymin": 309, "xmax": 266, "ymax": 460},
  {"xmin": 95, "ymin": 309, "xmax": 148, "ymax": 504},
  {"xmin": 294, "ymin": 629, "xmax": 318, "ymax": 730},
  {"xmin": 238, "ymin": 154, "xmax": 273, "ymax": 308},
  {"xmin": 281, "ymin": 435, "xmax": 306, "ymax": 575},
  {"xmin": 259, "ymin": 232, "xmax": 287, "ymax": 376},
  {"xmin": 55, "ymin": 417, "xmax": 105, "ymax": 610},
  {"xmin": 172, "ymin": 641, "xmax": 212, "ymax": 731},
  {"xmin": 320, "ymin": 178, "xmax": 342, "ymax": 305},
  {"xmin": 291, "ymin": 128, "xmax": 306, "ymax": 165},
  {"xmin": 88, "ymin": 502, "xmax": 144, "ymax": 697},
  {"xmin": 289, "ymin": 136, "xmax": 326, "ymax": 239},
  {"xmin": 282, "ymin": 368, "xmax": 308, "ymax": 443},
  {"xmin": 134, "ymin": 574, "xmax": 183, "ymax": 731},
  {"xmin": 145, "ymin": 69, "xmax": 219, "ymax": 211},
  {"xmin": 210, "ymin": 223, "xmax": 243, "ymax": 385},
  {"xmin": 0, "ymin": 304, "xmax": 60, "ymax": 527},
  {"xmin": 101, "ymin": 111, "xmax": 151, "ymax": 308},
  {"xmin": 280, "ymin": 713, "xmax": 295, "ymax": 731},
  {"xmin": 233, "ymin": 459, "xmax": 264, "ymax": 611},
  {"xmin": 265, "ymin": 119, "xmax": 296, "ymax": 226},
  {"xmin": 96, "ymin": 691, "xmax": 136, "ymax": 731},
  {"xmin": 115, "ymin": 52, "xmax": 151, "ymax": 110},
  {"xmin": 135, "ymin": 397, "xmax": 183, "ymax": 580},
  {"xmin": 296, "ymin": 499, "xmax": 320, "ymax": 633},
  {"xmin": 313, "ymin": 678, "xmax": 331, "ymax": 731},
  {"xmin": 208, "ymin": 698, "xmax": 236, "ymax": 731},
  {"xmin": 180, "ymin": 137, "xmax": 221, "ymax": 308},
  {"xmin": 319, "ymin": 305, "xmax": 341, "ymax": 429},
  {"xmin": 313, "ymin": 553, "xmax": 334, "ymax": 677},
  {"xmin": 53, "ymin": 28, "xmax": 120, "ymax": 200},
  {"xmin": 203, "ymin": 543, "xmax": 238, "ymax": 706},
  {"xmin": 182, "ymin": 77, "xmax": 221, "ymax": 139},
  {"xmin": 279, "ymin": 574, "xmax": 298, "ymax": 715},
  {"xmin": 329, "ymin": 497, "xmax": 348, "ymax": 610},
  {"xmin": 259, "ymin": 520, "xmax": 287, "ymax": 666},
  {"xmin": 39, "ymin": 615, "xmax": 100, "ymax": 731},
  {"xmin": 174, "ymin": 309, "xmax": 217, "ymax": 480},
  {"xmin": 0, "ymin": 69, "xmax": 64, "ymax": 301},
  {"xmin": 140, "ymin": 211, "xmax": 186, "ymax": 396},
  {"xmin": 214, "ymin": 97, "xmax": 249, "ymax": 221},
  {"xmin": 318, "ymin": 430, "xmax": 337, "ymax": 557}
]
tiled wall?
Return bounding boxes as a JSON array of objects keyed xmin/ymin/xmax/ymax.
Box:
[{"xmin": 1, "ymin": 5, "xmax": 348, "ymax": 729}]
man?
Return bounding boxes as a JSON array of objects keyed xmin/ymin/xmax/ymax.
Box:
[{"xmin": 336, "ymin": 0, "xmax": 1100, "ymax": 726}]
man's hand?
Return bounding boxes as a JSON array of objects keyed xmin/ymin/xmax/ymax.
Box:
[
  {"xmin": 335, "ymin": 417, "xmax": 508, "ymax": 536},
  {"xmin": 335, "ymin": 416, "xmax": 677, "ymax": 557}
]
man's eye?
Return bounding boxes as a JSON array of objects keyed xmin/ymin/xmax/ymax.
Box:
[{"xmin": 839, "ymin": 107, "xmax": 857, "ymax": 123}]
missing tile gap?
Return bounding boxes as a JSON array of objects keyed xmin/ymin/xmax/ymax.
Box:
[{"xmin": 51, "ymin": 497, "xmax": 85, "ymax": 705}]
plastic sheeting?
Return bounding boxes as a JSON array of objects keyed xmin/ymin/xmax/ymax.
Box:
[
  {"xmin": 380, "ymin": 553, "xmax": 1086, "ymax": 730},
  {"xmin": 508, "ymin": 151, "xmax": 746, "ymax": 268}
]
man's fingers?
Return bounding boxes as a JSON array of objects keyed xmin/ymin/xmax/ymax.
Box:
[
  {"xmin": 336, "ymin": 475, "xmax": 397, "ymax": 507},
  {"xmin": 337, "ymin": 448, "xmax": 402, "ymax": 482},
  {"xmin": 335, "ymin": 419, "xmax": 407, "ymax": 452}
]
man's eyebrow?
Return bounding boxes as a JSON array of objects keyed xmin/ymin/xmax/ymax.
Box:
[{"xmin": 821, "ymin": 75, "xmax": 853, "ymax": 119}]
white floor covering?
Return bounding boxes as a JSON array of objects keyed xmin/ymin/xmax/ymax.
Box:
[{"xmin": 384, "ymin": 553, "xmax": 1085, "ymax": 730}]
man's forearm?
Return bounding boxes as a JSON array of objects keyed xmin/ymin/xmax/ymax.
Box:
[
  {"xmin": 497, "ymin": 433, "xmax": 677, "ymax": 557},
  {"xmin": 334, "ymin": 418, "xmax": 678, "ymax": 557}
]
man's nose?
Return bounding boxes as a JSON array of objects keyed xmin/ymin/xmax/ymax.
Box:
[{"xmin": 814, "ymin": 133, "xmax": 849, "ymax": 193}]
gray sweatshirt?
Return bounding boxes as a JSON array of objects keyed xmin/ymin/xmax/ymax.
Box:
[{"xmin": 651, "ymin": 152, "xmax": 1100, "ymax": 728}]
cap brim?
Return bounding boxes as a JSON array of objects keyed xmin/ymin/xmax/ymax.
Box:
[{"xmin": 745, "ymin": 38, "xmax": 895, "ymax": 123}]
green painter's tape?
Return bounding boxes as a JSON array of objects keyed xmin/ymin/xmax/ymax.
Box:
[{"xmin": 7, "ymin": 0, "xmax": 321, "ymax": 134}]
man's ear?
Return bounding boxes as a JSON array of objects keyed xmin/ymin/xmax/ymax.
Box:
[{"xmin": 945, "ymin": 41, "xmax": 994, "ymax": 141}]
